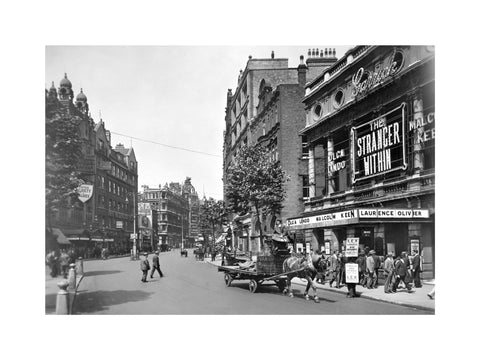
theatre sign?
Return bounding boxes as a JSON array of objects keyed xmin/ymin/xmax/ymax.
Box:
[
  {"xmin": 351, "ymin": 103, "xmax": 407, "ymax": 183},
  {"xmin": 287, "ymin": 208, "xmax": 429, "ymax": 230}
]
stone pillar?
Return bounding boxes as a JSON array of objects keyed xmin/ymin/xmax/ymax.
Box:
[
  {"xmin": 68, "ymin": 264, "xmax": 76, "ymax": 292},
  {"xmin": 76, "ymin": 257, "xmax": 84, "ymax": 276},
  {"xmin": 56, "ymin": 280, "xmax": 70, "ymax": 315},
  {"xmin": 327, "ymin": 137, "xmax": 335, "ymax": 194},
  {"xmin": 308, "ymin": 145, "xmax": 315, "ymax": 197},
  {"xmin": 413, "ymin": 93, "xmax": 425, "ymax": 171}
]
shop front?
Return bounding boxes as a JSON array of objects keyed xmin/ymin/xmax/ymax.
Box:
[{"xmin": 294, "ymin": 45, "xmax": 435, "ymax": 279}]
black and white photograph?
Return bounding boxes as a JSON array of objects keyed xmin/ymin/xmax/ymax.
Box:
[
  {"xmin": 44, "ymin": 45, "xmax": 436, "ymax": 316},
  {"xmin": 4, "ymin": 1, "xmax": 478, "ymax": 359}
]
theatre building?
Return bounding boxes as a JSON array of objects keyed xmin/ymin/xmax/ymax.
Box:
[{"xmin": 286, "ymin": 46, "xmax": 435, "ymax": 279}]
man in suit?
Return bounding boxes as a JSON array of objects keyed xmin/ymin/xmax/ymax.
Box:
[
  {"xmin": 411, "ymin": 249, "xmax": 422, "ymax": 288},
  {"xmin": 366, "ymin": 250, "xmax": 376, "ymax": 289},
  {"xmin": 392, "ymin": 252, "xmax": 412, "ymax": 292},
  {"xmin": 372, "ymin": 250, "xmax": 381, "ymax": 288},
  {"xmin": 328, "ymin": 251, "xmax": 340, "ymax": 288},
  {"xmin": 383, "ymin": 252, "xmax": 395, "ymax": 293},
  {"xmin": 150, "ymin": 250, "xmax": 164, "ymax": 278},
  {"xmin": 141, "ymin": 252, "xmax": 150, "ymax": 283}
]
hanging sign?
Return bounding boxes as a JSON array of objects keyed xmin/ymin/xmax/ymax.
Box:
[
  {"xmin": 351, "ymin": 103, "xmax": 407, "ymax": 183},
  {"xmin": 77, "ymin": 184, "xmax": 94, "ymax": 203}
]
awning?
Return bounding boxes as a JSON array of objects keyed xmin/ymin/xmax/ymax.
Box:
[
  {"xmin": 67, "ymin": 237, "xmax": 90, "ymax": 241},
  {"xmin": 92, "ymin": 238, "xmax": 114, "ymax": 242},
  {"xmin": 53, "ymin": 228, "xmax": 71, "ymax": 245}
]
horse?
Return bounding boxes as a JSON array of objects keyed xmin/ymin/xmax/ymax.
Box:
[{"xmin": 282, "ymin": 252, "xmax": 320, "ymax": 303}]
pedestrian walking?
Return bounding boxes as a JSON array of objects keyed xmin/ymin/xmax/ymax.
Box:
[
  {"xmin": 46, "ymin": 250, "xmax": 59, "ymax": 278},
  {"xmin": 101, "ymin": 248, "xmax": 107, "ymax": 260},
  {"xmin": 150, "ymin": 250, "xmax": 164, "ymax": 278},
  {"xmin": 59, "ymin": 249, "xmax": 70, "ymax": 278},
  {"xmin": 411, "ymin": 249, "xmax": 422, "ymax": 288},
  {"xmin": 141, "ymin": 252, "xmax": 150, "ymax": 283},
  {"xmin": 328, "ymin": 251, "xmax": 341, "ymax": 288},
  {"xmin": 383, "ymin": 252, "xmax": 395, "ymax": 293},
  {"xmin": 366, "ymin": 250, "xmax": 376, "ymax": 289},
  {"xmin": 392, "ymin": 252, "xmax": 412, "ymax": 292},
  {"xmin": 372, "ymin": 251, "xmax": 381, "ymax": 288},
  {"xmin": 356, "ymin": 250, "xmax": 367, "ymax": 287}
]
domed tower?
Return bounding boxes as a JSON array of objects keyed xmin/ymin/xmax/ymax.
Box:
[
  {"xmin": 58, "ymin": 73, "xmax": 74, "ymax": 101},
  {"xmin": 47, "ymin": 81, "xmax": 58, "ymax": 101},
  {"xmin": 75, "ymin": 88, "xmax": 89, "ymax": 114}
]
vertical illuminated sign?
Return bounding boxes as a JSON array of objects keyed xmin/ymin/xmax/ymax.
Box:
[{"xmin": 351, "ymin": 103, "xmax": 407, "ymax": 183}]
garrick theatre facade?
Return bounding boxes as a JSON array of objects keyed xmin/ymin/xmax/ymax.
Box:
[{"xmin": 286, "ymin": 46, "xmax": 435, "ymax": 279}]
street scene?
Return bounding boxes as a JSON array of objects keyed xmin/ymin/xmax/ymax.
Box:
[
  {"xmin": 45, "ymin": 45, "xmax": 435, "ymax": 315},
  {"xmin": 46, "ymin": 249, "xmax": 433, "ymax": 315}
]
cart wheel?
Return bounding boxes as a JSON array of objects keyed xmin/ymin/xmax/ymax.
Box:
[
  {"xmin": 249, "ymin": 279, "xmax": 258, "ymax": 293},
  {"xmin": 224, "ymin": 273, "xmax": 233, "ymax": 287},
  {"xmin": 277, "ymin": 279, "xmax": 286, "ymax": 292}
]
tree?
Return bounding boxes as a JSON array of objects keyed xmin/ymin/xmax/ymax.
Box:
[
  {"xmin": 45, "ymin": 108, "xmax": 83, "ymax": 235},
  {"xmin": 225, "ymin": 145, "xmax": 287, "ymax": 247},
  {"xmin": 199, "ymin": 198, "xmax": 227, "ymax": 252}
]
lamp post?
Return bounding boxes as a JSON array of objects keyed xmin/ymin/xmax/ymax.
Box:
[{"xmin": 126, "ymin": 192, "xmax": 137, "ymax": 260}]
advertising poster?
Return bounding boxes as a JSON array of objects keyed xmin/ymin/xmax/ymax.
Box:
[
  {"xmin": 351, "ymin": 103, "xmax": 407, "ymax": 183},
  {"xmin": 345, "ymin": 237, "xmax": 359, "ymax": 257},
  {"xmin": 410, "ymin": 239, "xmax": 420, "ymax": 255},
  {"xmin": 345, "ymin": 263, "xmax": 359, "ymax": 283}
]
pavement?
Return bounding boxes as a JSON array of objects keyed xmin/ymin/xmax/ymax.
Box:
[
  {"xmin": 45, "ymin": 263, "xmax": 84, "ymax": 315},
  {"xmin": 205, "ymin": 257, "xmax": 435, "ymax": 312}
]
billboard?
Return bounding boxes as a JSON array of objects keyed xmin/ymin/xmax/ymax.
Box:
[{"xmin": 351, "ymin": 103, "xmax": 407, "ymax": 183}]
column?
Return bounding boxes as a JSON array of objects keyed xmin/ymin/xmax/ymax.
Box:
[
  {"xmin": 308, "ymin": 146, "xmax": 315, "ymax": 197},
  {"xmin": 413, "ymin": 92, "xmax": 425, "ymax": 171},
  {"xmin": 327, "ymin": 137, "xmax": 335, "ymax": 194}
]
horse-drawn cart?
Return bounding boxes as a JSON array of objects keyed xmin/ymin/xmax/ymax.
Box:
[
  {"xmin": 218, "ymin": 263, "xmax": 310, "ymax": 293},
  {"xmin": 217, "ymin": 244, "xmax": 304, "ymax": 294}
]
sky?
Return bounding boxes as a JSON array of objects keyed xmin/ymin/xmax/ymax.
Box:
[{"xmin": 45, "ymin": 46, "xmax": 353, "ymax": 199}]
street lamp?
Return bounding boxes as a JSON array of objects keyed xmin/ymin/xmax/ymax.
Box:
[{"xmin": 126, "ymin": 192, "xmax": 137, "ymax": 260}]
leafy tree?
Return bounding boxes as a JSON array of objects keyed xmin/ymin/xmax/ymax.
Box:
[
  {"xmin": 45, "ymin": 108, "xmax": 83, "ymax": 232},
  {"xmin": 199, "ymin": 198, "xmax": 227, "ymax": 252},
  {"xmin": 225, "ymin": 145, "xmax": 287, "ymax": 246}
]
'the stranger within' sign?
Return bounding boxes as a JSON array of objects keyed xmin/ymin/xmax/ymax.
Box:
[{"xmin": 351, "ymin": 103, "xmax": 407, "ymax": 183}]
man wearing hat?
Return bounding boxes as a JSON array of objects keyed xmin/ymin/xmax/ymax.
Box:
[
  {"xmin": 383, "ymin": 253, "xmax": 395, "ymax": 293},
  {"xmin": 366, "ymin": 250, "xmax": 376, "ymax": 289},
  {"xmin": 150, "ymin": 250, "xmax": 164, "ymax": 278},
  {"xmin": 140, "ymin": 252, "xmax": 150, "ymax": 283}
]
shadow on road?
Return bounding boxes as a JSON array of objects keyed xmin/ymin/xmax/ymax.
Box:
[
  {"xmin": 226, "ymin": 282, "xmax": 337, "ymax": 303},
  {"xmin": 75, "ymin": 290, "xmax": 153, "ymax": 314},
  {"xmin": 84, "ymin": 270, "xmax": 123, "ymax": 277},
  {"xmin": 45, "ymin": 293, "xmax": 56, "ymax": 314}
]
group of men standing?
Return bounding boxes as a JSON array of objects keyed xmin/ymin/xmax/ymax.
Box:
[{"xmin": 313, "ymin": 248, "xmax": 423, "ymax": 295}]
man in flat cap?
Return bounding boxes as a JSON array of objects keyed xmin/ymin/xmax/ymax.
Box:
[
  {"xmin": 140, "ymin": 252, "xmax": 150, "ymax": 283},
  {"xmin": 150, "ymin": 250, "xmax": 164, "ymax": 278}
]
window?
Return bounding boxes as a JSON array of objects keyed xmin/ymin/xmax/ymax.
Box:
[
  {"xmin": 333, "ymin": 89, "xmax": 345, "ymax": 109},
  {"xmin": 302, "ymin": 175, "xmax": 310, "ymax": 198},
  {"xmin": 161, "ymin": 225, "xmax": 167, "ymax": 232},
  {"xmin": 313, "ymin": 104, "xmax": 323, "ymax": 120},
  {"xmin": 301, "ymin": 135, "xmax": 309, "ymax": 158},
  {"xmin": 162, "ymin": 214, "xmax": 167, "ymax": 221},
  {"xmin": 161, "ymin": 203, "xmax": 166, "ymax": 210}
]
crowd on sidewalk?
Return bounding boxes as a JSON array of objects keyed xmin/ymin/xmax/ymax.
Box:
[{"xmin": 313, "ymin": 247, "xmax": 434, "ymax": 300}]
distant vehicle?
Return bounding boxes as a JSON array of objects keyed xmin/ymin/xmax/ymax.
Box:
[{"xmin": 160, "ymin": 244, "xmax": 170, "ymax": 252}]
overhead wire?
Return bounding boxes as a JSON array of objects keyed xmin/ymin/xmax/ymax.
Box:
[{"xmin": 109, "ymin": 131, "xmax": 222, "ymax": 158}]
